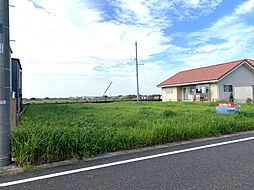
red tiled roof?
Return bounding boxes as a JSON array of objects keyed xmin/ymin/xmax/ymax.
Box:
[
  {"xmin": 157, "ymin": 59, "xmax": 254, "ymax": 87},
  {"xmin": 246, "ymin": 59, "xmax": 254, "ymax": 66}
]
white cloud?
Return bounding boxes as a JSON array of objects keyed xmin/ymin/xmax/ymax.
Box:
[
  {"xmin": 235, "ymin": 0, "xmax": 254, "ymax": 15},
  {"xmin": 195, "ymin": 43, "xmax": 231, "ymax": 53},
  {"xmin": 11, "ymin": 0, "xmax": 173, "ymax": 62},
  {"xmin": 112, "ymin": 0, "xmax": 223, "ymax": 26},
  {"xmin": 183, "ymin": 0, "xmax": 222, "ymax": 8},
  {"xmin": 10, "ymin": 0, "xmax": 174, "ymax": 97},
  {"xmin": 9, "ymin": 0, "xmax": 225, "ymax": 97},
  {"xmin": 171, "ymin": 0, "xmax": 254, "ymax": 68}
]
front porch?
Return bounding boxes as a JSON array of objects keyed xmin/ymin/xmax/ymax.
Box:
[
  {"xmin": 182, "ymin": 85, "xmax": 211, "ymax": 102},
  {"xmin": 161, "ymin": 83, "xmax": 217, "ymax": 102}
]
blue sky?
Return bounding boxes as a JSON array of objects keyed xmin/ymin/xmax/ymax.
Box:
[{"xmin": 10, "ymin": 0, "xmax": 254, "ymax": 98}]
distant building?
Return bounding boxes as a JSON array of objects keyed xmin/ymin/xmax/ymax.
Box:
[
  {"xmin": 11, "ymin": 58, "xmax": 22, "ymax": 112},
  {"xmin": 151, "ymin": 94, "xmax": 162, "ymax": 100},
  {"xmin": 140, "ymin": 95, "xmax": 147, "ymax": 100},
  {"xmin": 140, "ymin": 94, "xmax": 161, "ymax": 101}
]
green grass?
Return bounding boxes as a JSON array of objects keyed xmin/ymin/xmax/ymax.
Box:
[
  {"xmin": 23, "ymin": 99, "xmax": 85, "ymax": 104},
  {"xmin": 12, "ymin": 102, "xmax": 254, "ymax": 166}
]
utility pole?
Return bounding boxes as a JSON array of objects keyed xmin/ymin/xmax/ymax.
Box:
[
  {"xmin": 135, "ymin": 41, "xmax": 140, "ymax": 102},
  {"xmin": 0, "ymin": 0, "xmax": 11, "ymax": 166}
]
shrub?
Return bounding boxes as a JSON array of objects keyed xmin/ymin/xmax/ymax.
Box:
[
  {"xmin": 247, "ymin": 97, "xmax": 252, "ymax": 104},
  {"xmin": 162, "ymin": 110, "xmax": 176, "ymax": 118},
  {"xmin": 229, "ymin": 92, "xmax": 234, "ymax": 102}
]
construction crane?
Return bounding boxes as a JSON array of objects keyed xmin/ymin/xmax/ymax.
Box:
[{"xmin": 102, "ymin": 82, "xmax": 113, "ymax": 98}]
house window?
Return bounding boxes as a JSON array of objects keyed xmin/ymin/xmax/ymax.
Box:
[
  {"xmin": 196, "ymin": 87, "xmax": 202, "ymax": 94},
  {"xmin": 224, "ymin": 85, "xmax": 233, "ymax": 92},
  {"xmin": 165, "ymin": 89, "xmax": 173, "ymax": 94},
  {"xmin": 196, "ymin": 86, "xmax": 210, "ymax": 94}
]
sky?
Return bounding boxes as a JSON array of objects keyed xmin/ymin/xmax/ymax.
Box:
[{"xmin": 9, "ymin": 0, "xmax": 254, "ymax": 98}]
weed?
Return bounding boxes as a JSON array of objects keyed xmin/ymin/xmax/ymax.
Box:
[
  {"xmin": 162, "ymin": 110, "xmax": 177, "ymax": 118},
  {"xmin": 12, "ymin": 102, "xmax": 254, "ymax": 166}
]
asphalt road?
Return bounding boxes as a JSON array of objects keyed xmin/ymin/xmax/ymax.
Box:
[{"xmin": 1, "ymin": 132, "xmax": 254, "ymax": 190}]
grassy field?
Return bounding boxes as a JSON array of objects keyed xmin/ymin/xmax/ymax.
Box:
[
  {"xmin": 23, "ymin": 99, "xmax": 85, "ymax": 105},
  {"xmin": 12, "ymin": 101, "xmax": 254, "ymax": 166}
]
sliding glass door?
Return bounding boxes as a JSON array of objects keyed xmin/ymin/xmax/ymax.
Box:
[{"xmin": 183, "ymin": 87, "xmax": 195, "ymax": 100}]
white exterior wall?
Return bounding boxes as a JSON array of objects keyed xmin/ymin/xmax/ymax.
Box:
[
  {"xmin": 218, "ymin": 64, "xmax": 254, "ymax": 101},
  {"xmin": 162, "ymin": 87, "xmax": 178, "ymax": 102},
  {"xmin": 210, "ymin": 83, "xmax": 218, "ymax": 101},
  {"xmin": 234, "ymin": 86, "xmax": 254, "ymax": 103}
]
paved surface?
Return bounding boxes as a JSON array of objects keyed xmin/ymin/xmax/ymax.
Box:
[{"xmin": 1, "ymin": 132, "xmax": 254, "ymax": 190}]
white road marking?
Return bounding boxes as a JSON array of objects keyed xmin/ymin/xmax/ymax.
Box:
[{"xmin": 1, "ymin": 136, "xmax": 254, "ymax": 187}]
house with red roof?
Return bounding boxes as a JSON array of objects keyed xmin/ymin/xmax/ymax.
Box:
[{"xmin": 157, "ymin": 59, "xmax": 254, "ymax": 103}]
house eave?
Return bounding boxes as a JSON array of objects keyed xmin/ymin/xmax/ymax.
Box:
[
  {"xmin": 218, "ymin": 60, "xmax": 254, "ymax": 82},
  {"xmin": 157, "ymin": 80, "xmax": 218, "ymax": 88}
]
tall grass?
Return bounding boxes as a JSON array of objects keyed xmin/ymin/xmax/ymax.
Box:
[{"xmin": 12, "ymin": 102, "xmax": 254, "ymax": 166}]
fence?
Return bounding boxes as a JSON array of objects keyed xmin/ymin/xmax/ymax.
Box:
[{"xmin": 11, "ymin": 99, "xmax": 29, "ymax": 128}]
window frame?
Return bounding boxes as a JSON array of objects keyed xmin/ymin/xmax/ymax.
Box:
[
  {"xmin": 224, "ymin": 85, "xmax": 233, "ymax": 92},
  {"xmin": 165, "ymin": 89, "xmax": 173, "ymax": 94}
]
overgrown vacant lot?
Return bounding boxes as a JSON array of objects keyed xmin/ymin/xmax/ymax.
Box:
[{"xmin": 12, "ymin": 102, "xmax": 254, "ymax": 166}]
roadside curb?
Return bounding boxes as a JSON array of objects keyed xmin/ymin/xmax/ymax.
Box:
[
  {"xmin": 0, "ymin": 164, "xmax": 22, "ymax": 176},
  {"xmin": 1, "ymin": 129, "xmax": 254, "ymax": 176}
]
